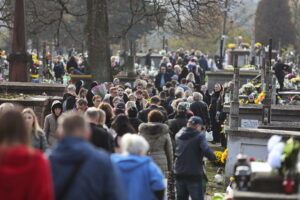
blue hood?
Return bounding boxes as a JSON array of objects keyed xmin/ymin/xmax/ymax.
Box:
[{"xmin": 111, "ymin": 154, "xmax": 151, "ymax": 171}]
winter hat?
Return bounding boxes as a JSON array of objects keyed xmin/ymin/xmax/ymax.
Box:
[
  {"xmin": 116, "ymin": 102, "xmax": 125, "ymax": 110},
  {"xmin": 177, "ymin": 102, "xmax": 189, "ymax": 112},
  {"xmin": 188, "ymin": 116, "xmax": 203, "ymax": 125},
  {"xmin": 171, "ymin": 74, "xmax": 179, "ymax": 81},
  {"xmin": 124, "ymin": 82, "xmax": 131, "ymax": 88}
]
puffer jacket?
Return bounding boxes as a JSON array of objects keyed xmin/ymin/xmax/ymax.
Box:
[{"xmin": 139, "ymin": 122, "xmax": 173, "ymax": 176}]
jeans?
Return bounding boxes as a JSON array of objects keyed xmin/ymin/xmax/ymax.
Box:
[{"xmin": 176, "ymin": 179, "xmax": 203, "ymax": 200}]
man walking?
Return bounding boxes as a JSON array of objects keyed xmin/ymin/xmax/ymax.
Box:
[
  {"xmin": 174, "ymin": 116, "xmax": 216, "ymax": 200},
  {"xmin": 49, "ymin": 112, "xmax": 124, "ymax": 200}
]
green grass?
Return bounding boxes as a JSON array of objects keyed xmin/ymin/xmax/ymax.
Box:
[{"xmin": 205, "ymin": 145, "xmax": 226, "ymax": 197}]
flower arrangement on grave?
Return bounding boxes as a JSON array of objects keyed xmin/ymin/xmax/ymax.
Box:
[
  {"xmin": 267, "ymin": 136, "xmax": 300, "ymax": 194},
  {"xmin": 240, "ymin": 42, "xmax": 250, "ymax": 49},
  {"xmin": 268, "ymin": 136, "xmax": 300, "ymax": 173},
  {"xmin": 255, "ymin": 42, "xmax": 262, "ymax": 48},
  {"xmin": 287, "ymin": 73, "xmax": 296, "ymax": 80},
  {"xmin": 224, "ymin": 65, "xmax": 234, "ymax": 70},
  {"xmin": 254, "ymin": 91, "xmax": 265, "ymax": 104},
  {"xmin": 290, "ymin": 77, "xmax": 300, "ymax": 84},
  {"xmin": 32, "ymin": 54, "xmax": 39, "ymax": 64},
  {"xmin": 227, "ymin": 43, "xmax": 237, "ymax": 49},
  {"xmin": 240, "ymin": 83, "xmax": 256, "ymax": 95},
  {"xmin": 241, "ymin": 64, "xmax": 256, "ymax": 69}
]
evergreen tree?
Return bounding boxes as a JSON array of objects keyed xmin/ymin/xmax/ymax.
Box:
[{"xmin": 255, "ymin": 0, "xmax": 296, "ymax": 49}]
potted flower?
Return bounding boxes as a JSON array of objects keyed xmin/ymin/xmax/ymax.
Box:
[
  {"xmin": 227, "ymin": 43, "xmax": 237, "ymax": 50},
  {"xmin": 267, "ymin": 136, "xmax": 300, "ymax": 194}
]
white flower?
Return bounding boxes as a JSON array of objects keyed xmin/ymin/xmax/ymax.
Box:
[
  {"xmin": 267, "ymin": 142, "xmax": 284, "ymax": 169},
  {"xmin": 268, "ymin": 135, "xmax": 282, "ymax": 152}
]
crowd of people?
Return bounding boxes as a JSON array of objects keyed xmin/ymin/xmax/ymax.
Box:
[{"xmin": 0, "ymin": 52, "xmax": 227, "ymax": 200}]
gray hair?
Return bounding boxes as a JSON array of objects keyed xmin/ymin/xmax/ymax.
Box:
[
  {"xmin": 0, "ymin": 103, "xmax": 14, "ymax": 113},
  {"xmin": 85, "ymin": 107, "xmax": 100, "ymax": 120},
  {"xmin": 67, "ymin": 84, "xmax": 76, "ymax": 92},
  {"xmin": 193, "ymin": 92, "xmax": 203, "ymax": 101},
  {"xmin": 121, "ymin": 134, "xmax": 149, "ymax": 156}
]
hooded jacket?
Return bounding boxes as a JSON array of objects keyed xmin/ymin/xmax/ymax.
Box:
[
  {"xmin": 44, "ymin": 100, "xmax": 62, "ymax": 146},
  {"xmin": 49, "ymin": 137, "xmax": 124, "ymax": 200},
  {"xmin": 139, "ymin": 123, "xmax": 173, "ymax": 176},
  {"xmin": 111, "ymin": 154, "xmax": 165, "ymax": 200},
  {"xmin": 174, "ymin": 127, "xmax": 215, "ymax": 181},
  {"xmin": 0, "ymin": 145, "xmax": 54, "ymax": 200}
]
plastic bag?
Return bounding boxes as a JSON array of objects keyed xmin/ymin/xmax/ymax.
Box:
[{"xmin": 205, "ymin": 131, "xmax": 214, "ymax": 142}]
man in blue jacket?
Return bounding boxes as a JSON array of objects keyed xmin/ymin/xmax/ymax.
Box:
[
  {"xmin": 174, "ymin": 116, "xmax": 216, "ymax": 200},
  {"xmin": 49, "ymin": 112, "xmax": 124, "ymax": 200}
]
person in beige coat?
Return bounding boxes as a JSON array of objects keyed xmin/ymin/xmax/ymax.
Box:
[
  {"xmin": 44, "ymin": 100, "xmax": 62, "ymax": 146},
  {"xmin": 139, "ymin": 109, "xmax": 173, "ymax": 176}
]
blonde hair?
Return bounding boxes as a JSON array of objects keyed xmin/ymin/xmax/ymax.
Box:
[
  {"xmin": 125, "ymin": 101, "xmax": 137, "ymax": 110},
  {"xmin": 186, "ymin": 72, "xmax": 195, "ymax": 83},
  {"xmin": 22, "ymin": 108, "xmax": 42, "ymax": 139}
]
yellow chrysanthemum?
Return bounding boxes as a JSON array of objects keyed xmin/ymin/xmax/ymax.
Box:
[
  {"xmin": 221, "ymin": 149, "xmax": 228, "ymax": 163},
  {"xmin": 255, "ymin": 42, "xmax": 262, "ymax": 47},
  {"xmin": 227, "ymin": 43, "xmax": 237, "ymax": 49}
]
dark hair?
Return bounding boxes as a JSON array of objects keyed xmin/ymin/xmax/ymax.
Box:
[
  {"xmin": 169, "ymin": 88, "xmax": 175, "ymax": 97},
  {"xmin": 171, "ymin": 80, "xmax": 177, "ymax": 87},
  {"xmin": 194, "ymin": 84, "xmax": 201, "ymax": 92},
  {"xmin": 150, "ymin": 96, "xmax": 160, "ymax": 104},
  {"xmin": 148, "ymin": 110, "xmax": 164, "ymax": 123},
  {"xmin": 76, "ymin": 98, "xmax": 88, "ymax": 106},
  {"xmin": 0, "ymin": 110, "xmax": 30, "ymax": 146},
  {"xmin": 165, "ymin": 82, "xmax": 172, "ymax": 88},
  {"xmin": 181, "ymin": 78, "xmax": 187, "ymax": 84},
  {"xmin": 127, "ymin": 107, "xmax": 138, "ymax": 118},
  {"xmin": 159, "ymin": 91, "xmax": 167, "ymax": 100},
  {"xmin": 111, "ymin": 114, "xmax": 136, "ymax": 136},
  {"xmin": 146, "ymin": 83, "xmax": 153, "ymax": 89},
  {"xmin": 118, "ymin": 85, "xmax": 125, "ymax": 90}
]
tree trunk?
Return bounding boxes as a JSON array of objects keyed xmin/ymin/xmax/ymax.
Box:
[
  {"xmin": 9, "ymin": 0, "xmax": 29, "ymax": 82},
  {"xmin": 86, "ymin": 0, "xmax": 111, "ymax": 82}
]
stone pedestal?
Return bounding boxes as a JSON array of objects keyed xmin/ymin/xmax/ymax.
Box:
[
  {"xmin": 206, "ymin": 70, "xmax": 259, "ymax": 91},
  {"xmin": 225, "ymin": 128, "xmax": 300, "ymax": 179},
  {"xmin": 223, "ymin": 104, "xmax": 300, "ymax": 126},
  {"xmin": 0, "ymin": 82, "xmax": 65, "ymax": 96}
]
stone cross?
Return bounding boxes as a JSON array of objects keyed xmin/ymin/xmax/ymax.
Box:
[
  {"xmin": 262, "ymin": 39, "xmax": 272, "ymax": 125},
  {"xmin": 229, "ymin": 54, "xmax": 240, "ymax": 129}
]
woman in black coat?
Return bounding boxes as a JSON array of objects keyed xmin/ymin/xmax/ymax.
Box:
[{"xmin": 209, "ymin": 83, "xmax": 222, "ymax": 143}]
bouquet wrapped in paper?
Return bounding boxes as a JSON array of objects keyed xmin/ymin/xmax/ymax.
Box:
[{"xmin": 91, "ymin": 84, "xmax": 107, "ymax": 98}]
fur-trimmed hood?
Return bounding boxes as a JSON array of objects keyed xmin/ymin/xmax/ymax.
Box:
[{"xmin": 139, "ymin": 122, "xmax": 169, "ymax": 138}]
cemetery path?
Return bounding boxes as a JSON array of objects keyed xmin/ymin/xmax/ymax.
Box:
[{"xmin": 205, "ymin": 144, "xmax": 226, "ymax": 199}]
